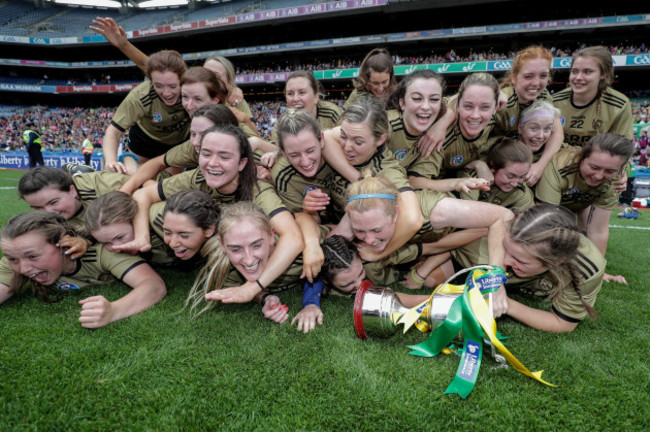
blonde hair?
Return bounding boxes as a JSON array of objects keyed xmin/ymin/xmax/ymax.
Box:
[
  {"xmin": 184, "ymin": 201, "xmax": 271, "ymax": 317},
  {"xmin": 344, "ymin": 170, "xmax": 399, "ymax": 217}
]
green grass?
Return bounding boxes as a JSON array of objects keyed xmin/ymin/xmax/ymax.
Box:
[{"xmin": 1, "ymin": 168, "xmax": 649, "ymax": 431}]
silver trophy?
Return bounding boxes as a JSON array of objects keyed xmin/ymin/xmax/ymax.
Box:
[
  {"xmin": 353, "ymin": 266, "xmax": 507, "ymax": 366},
  {"xmin": 353, "ymin": 281, "xmax": 464, "ymax": 339}
]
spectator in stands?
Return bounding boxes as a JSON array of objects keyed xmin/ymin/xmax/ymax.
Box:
[{"xmin": 22, "ymin": 126, "xmax": 44, "ymax": 168}]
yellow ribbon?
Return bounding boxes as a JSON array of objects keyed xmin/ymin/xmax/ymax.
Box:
[
  {"xmin": 397, "ymin": 281, "xmax": 466, "ymax": 333},
  {"xmin": 467, "ymin": 273, "xmax": 556, "ymax": 387}
]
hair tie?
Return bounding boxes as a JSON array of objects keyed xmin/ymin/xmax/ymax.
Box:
[{"xmin": 347, "ymin": 193, "xmax": 396, "ymax": 203}]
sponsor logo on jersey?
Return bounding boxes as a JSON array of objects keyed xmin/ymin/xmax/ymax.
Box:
[
  {"xmin": 450, "ymin": 155, "xmax": 464, "ymax": 167},
  {"xmin": 560, "ymin": 116, "xmax": 566, "ymax": 127},
  {"xmin": 509, "ymin": 115, "xmax": 516, "ymax": 127},
  {"xmin": 152, "ymin": 112, "xmax": 163, "ymax": 123},
  {"xmin": 394, "ymin": 149, "xmax": 408, "ymax": 161},
  {"xmin": 562, "ymin": 187, "xmax": 580, "ymax": 196}
]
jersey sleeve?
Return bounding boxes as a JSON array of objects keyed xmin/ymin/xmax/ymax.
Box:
[{"xmin": 110, "ymin": 82, "xmax": 148, "ymax": 131}]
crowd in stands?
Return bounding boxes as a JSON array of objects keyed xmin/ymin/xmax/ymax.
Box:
[
  {"xmin": 2, "ymin": 44, "xmax": 648, "ymax": 89},
  {"xmin": 0, "ymin": 106, "xmax": 112, "ymax": 152},
  {"xmin": 234, "ymin": 44, "xmax": 648, "ymax": 74},
  {"xmin": 1, "ymin": 98, "xmax": 648, "ymax": 151}
]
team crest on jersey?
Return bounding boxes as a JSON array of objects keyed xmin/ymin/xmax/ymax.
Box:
[
  {"xmin": 97, "ymin": 273, "xmax": 114, "ymax": 282},
  {"xmin": 450, "ymin": 155, "xmax": 464, "ymax": 167},
  {"xmin": 509, "ymin": 115, "xmax": 516, "ymax": 127},
  {"xmin": 560, "ymin": 116, "xmax": 566, "ymax": 127},
  {"xmin": 56, "ymin": 282, "xmax": 80, "ymax": 291},
  {"xmin": 152, "ymin": 112, "xmax": 163, "ymax": 123},
  {"xmin": 394, "ymin": 149, "xmax": 408, "ymax": 161},
  {"xmin": 303, "ymin": 185, "xmax": 318, "ymax": 196},
  {"xmin": 562, "ymin": 187, "xmax": 580, "ymax": 196}
]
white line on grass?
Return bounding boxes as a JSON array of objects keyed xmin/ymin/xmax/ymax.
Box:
[
  {"xmin": 0, "ymin": 186, "xmax": 16, "ymax": 189},
  {"xmin": 610, "ymin": 225, "xmax": 650, "ymax": 230}
]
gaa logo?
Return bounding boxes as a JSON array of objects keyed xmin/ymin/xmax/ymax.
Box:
[
  {"xmin": 493, "ymin": 61, "xmax": 512, "ymax": 70},
  {"xmin": 450, "ymin": 155, "xmax": 464, "ymax": 166},
  {"xmin": 152, "ymin": 112, "xmax": 163, "ymax": 123},
  {"xmin": 559, "ymin": 58, "xmax": 572, "ymax": 68},
  {"xmin": 394, "ymin": 149, "xmax": 408, "ymax": 161},
  {"xmin": 633, "ymin": 55, "xmax": 650, "ymax": 65}
]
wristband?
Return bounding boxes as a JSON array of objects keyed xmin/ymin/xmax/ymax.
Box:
[
  {"xmin": 118, "ymin": 152, "xmax": 139, "ymax": 164},
  {"xmin": 260, "ymin": 292, "xmax": 271, "ymax": 307},
  {"xmin": 256, "ymin": 280, "xmax": 265, "ymax": 291},
  {"xmin": 411, "ymin": 269, "xmax": 425, "ymax": 284},
  {"xmin": 302, "ymin": 279, "xmax": 324, "ymax": 308}
]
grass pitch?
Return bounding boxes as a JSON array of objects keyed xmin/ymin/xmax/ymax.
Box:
[{"xmin": 0, "ymin": 168, "xmax": 648, "ymax": 431}]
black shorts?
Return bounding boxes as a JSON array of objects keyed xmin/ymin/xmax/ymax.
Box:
[{"xmin": 126, "ymin": 123, "xmax": 187, "ymax": 159}]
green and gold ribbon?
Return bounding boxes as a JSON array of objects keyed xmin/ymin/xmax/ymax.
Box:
[{"xmin": 404, "ymin": 266, "xmax": 555, "ymax": 398}]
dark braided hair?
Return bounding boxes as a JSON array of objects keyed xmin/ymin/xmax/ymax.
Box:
[
  {"xmin": 320, "ymin": 235, "xmax": 360, "ymax": 296},
  {"xmin": 163, "ymin": 190, "xmax": 220, "ymax": 231},
  {"xmin": 509, "ymin": 204, "xmax": 597, "ymax": 319}
]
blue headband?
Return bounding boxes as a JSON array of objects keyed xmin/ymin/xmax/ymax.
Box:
[{"xmin": 347, "ymin": 193, "xmax": 396, "ymax": 203}]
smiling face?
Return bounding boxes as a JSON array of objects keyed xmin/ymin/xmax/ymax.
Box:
[
  {"xmin": 1, "ymin": 232, "xmax": 65, "ymax": 286},
  {"xmin": 569, "ymin": 56, "xmax": 604, "ymax": 101},
  {"xmin": 519, "ymin": 116, "xmax": 554, "ymax": 153},
  {"xmin": 348, "ymin": 206, "xmax": 398, "ymax": 254},
  {"xmin": 512, "ymin": 58, "xmax": 551, "ymax": 104},
  {"xmin": 91, "ymin": 222, "xmax": 134, "ymax": 253},
  {"xmin": 503, "ymin": 234, "xmax": 548, "ymax": 278},
  {"xmin": 458, "ymin": 84, "xmax": 497, "ymax": 139},
  {"xmin": 330, "ymin": 256, "xmax": 366, "ymax": 294},
  {"xmin": 22, "ymin": 185, "xmax": 81, "ymax": 221},
  {"xmin": 198, "ymin": 132, "xmax": 247, "ymax": 194},
  {"xmin": 340, "ymin": 120, "xmax": 384, "ymax": 166},
  {"xmin": 493, "ymin": 162, "xmax": 529, "ymax": 193},
  {"xmin": 189, "ymin": 116, "xmax": 216, "ymax": 152},
  {"xmin": 368, "ymin": 70, "xmax": 391, "ymax": 97},
  {"xmin": 221, "ymin": 222, "xmax": 273, "ymax": 282},
  {"xmin": 282, "ymin": 128, "xmax": 323, "ymax": 178},
  {"xmin": 182, "ymin": 82, "xmax": 219, "ymax": 116},
  {"xmin": 399, "ymin": 77, "xmax": 442, "ymax": 135},
  {"xmin": 285, "ymin": 77, "xmax": 319, "ymax": 117},
  {"xmin": 162, "ymin": 212, "xmax": 214, "ymax": 260},
  {"xmin": 579, "ymin": 150, "xmax": 626, "ymax": 187},
  {"xmin": 151, "ymin": 70, "xmax": 181, "ymax": 106}
]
